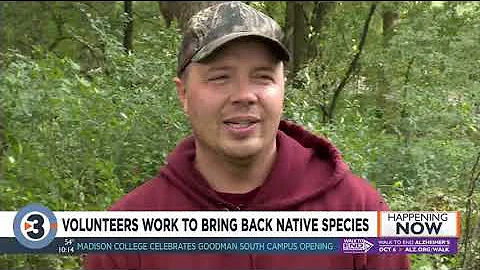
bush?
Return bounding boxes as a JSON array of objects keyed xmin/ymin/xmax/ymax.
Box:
[{"xmin": 0, "ymin": 22, "xmax": 186, "ymax": 269}]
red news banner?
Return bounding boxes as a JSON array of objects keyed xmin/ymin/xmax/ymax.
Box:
[{"xmin": 0, "ymin": 204, "xmax": 460, "ymax": 255}]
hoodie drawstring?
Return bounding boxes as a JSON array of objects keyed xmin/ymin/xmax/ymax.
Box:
[{"xmin": 218, "ymin": 203, "xmax": 244, "ymax": 211}]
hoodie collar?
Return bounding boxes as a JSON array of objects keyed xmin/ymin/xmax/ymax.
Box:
[{"xmin": 161, "ymin": 120, "xmax": 349, "ymax": 210}]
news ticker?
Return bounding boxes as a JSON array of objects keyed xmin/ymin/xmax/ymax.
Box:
[{"xmin": 0, "ymin": 204, "xmax": 461, "ymax": 255}]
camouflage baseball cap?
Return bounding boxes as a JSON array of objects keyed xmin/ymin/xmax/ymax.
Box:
[{"xmin": 177, "ymin": 1, "xmax": 290, "ymax": 76}]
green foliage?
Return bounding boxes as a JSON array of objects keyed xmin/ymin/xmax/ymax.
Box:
[
  {"xmin": 284, "ymin": 2, "xmax": 480, "ymax": 269},
  {"xmin": 0, "ymin": 7, "xmax": 185, "ymax": 268}
]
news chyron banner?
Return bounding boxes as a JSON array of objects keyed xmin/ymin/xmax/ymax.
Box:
[{"xmin": 0, "ymin": 204, "xmax": 460, "ymax": 255}]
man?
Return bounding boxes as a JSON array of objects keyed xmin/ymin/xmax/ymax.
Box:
[{"xmin": 85, "ymin": 1, "xmax": 410, "ymax": 269}]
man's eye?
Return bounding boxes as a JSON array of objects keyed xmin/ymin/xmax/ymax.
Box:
[
  {"xmin": 256, "ymin": 74, "xmax": 274, "ymax": 81},
  {"xmin": 208, "ymin": 75, "xmax": 229, "ymax": 81}
]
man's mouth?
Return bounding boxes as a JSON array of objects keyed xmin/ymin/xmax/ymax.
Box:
[
  {"xmin": 224, "ymin": 121, "xmax": 257, "ymax": 128},
  {"xmin": 223, "ymin": 117, "xmax": 260, "ymax": 129}
]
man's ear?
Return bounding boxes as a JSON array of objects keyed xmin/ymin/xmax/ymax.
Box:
[{"xmin": 173, "ymin": 77, "xmax": 188, "ymax": 113}]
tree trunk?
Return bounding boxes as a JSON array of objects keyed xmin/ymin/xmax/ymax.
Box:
[
  {"xmin": 375, "ymin": 6, "xmax": 400, "ymax": 121},
  {"xmin": 158, "ymin": 1, "xmax": 174, "ymax": 28},
  {"xmin": 293, "ymin": 3, "xmax": 307, "ymax": 76},
  {"xmin": 472, "ymin": 216, "xmax": 480, "ymax": 269},
  {"xmin": 461, "ymin": 152, "xmax": 480, "ymax": 269},
  {"xmin": 0, "ymin": 106, "xmax": 4, "ymax": 182},
  {"xmin": 39, "ymin": 2, "xmax": 67, "ymax": 52},
  {"xmin": 158, "ymin": 2, "xmax": 222, "ymax": 31},
  {"xmin": 123, "ymin": 1, "xmax": 134, "ymax": 54},
  {"xmin": 308, "ymin": 2, "xmax": 335, "ymax": 60},
  {"xmin": 0, "ymin": 2, "xmax": 4, "ymax": 57},
  {"xmin": 285, "ymin": 1, "xmax": 295, "ymax": 76},
  {"xmin": 285, "ymin": 2, "xmax": 307, "ymax": 79},
  {"xmin": 382, "ymin": 10, "xmax": 400, "ymax": 45}
]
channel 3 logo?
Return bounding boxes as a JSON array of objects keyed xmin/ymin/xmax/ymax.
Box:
[{"xmin": 13, "ymin": 204, "xmax": 57, "ymax": 249}]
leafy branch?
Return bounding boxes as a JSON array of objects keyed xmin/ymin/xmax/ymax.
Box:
[
  {"xmin": 326, "ymin": 2, "xmax": 377, "ymax": 122},
  {"xmin": 461, "ymin": 151, "xmax": 480, "ymax": 269}
]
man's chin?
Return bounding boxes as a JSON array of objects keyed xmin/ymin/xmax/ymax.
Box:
[{"xmin": 221, "ymin": 141, "xmax": 263, "ymax": 160}]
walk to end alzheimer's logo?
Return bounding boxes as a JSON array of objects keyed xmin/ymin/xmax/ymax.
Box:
[
  {"xmin": 13, "ymin": 203, "xmax": 58, "ymax": 249},
  {"xmin": 341, "ymin": 238, "xmax": 374, "ymax": 254}
]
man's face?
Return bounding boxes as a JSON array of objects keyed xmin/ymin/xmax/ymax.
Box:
[{"xmin": 175, "ymin": 38, "xmax": 285, "ymax": 161}]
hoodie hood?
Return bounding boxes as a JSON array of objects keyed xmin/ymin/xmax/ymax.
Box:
[{"xmin": 160, "ymin": 120, "xmax": 350, "ymax": 210}]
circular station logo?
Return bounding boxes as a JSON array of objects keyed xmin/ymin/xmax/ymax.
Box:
[{"xmin": 13, "ymin": 204, "xmax": 57, "ymax": 249}]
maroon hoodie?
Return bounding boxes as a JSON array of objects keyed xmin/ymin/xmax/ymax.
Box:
[{"xmin": 85, "ymin": 120, "xmax": 410, "ymax": 269}]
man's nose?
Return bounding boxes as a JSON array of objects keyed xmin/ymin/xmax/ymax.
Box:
[{"xmin": 230, "ymin": 79, "xmax": 258, "ymax": 106}]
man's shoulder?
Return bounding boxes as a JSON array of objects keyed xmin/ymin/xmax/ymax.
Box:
[
  {"xmin": 347, "ymin": 172, "xmax": 389, "ymax": 210},
  {"xmin": 327, "ymin": 171, "xmax": 389, "ymax": 211}
]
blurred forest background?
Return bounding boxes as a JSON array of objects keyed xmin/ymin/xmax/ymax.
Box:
[{"xmin": 0, "ymin": 1, "xmax": 479, "ymax": 269}]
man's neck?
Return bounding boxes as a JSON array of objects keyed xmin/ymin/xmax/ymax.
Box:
[{"xmin": 194, "ymin": 142, "xmax": 277, "ymax": 194}]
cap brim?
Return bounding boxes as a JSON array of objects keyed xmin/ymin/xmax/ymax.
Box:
[{"xmin": 191, "ymin": 32, "xmax": 290, "ymax": 63}]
